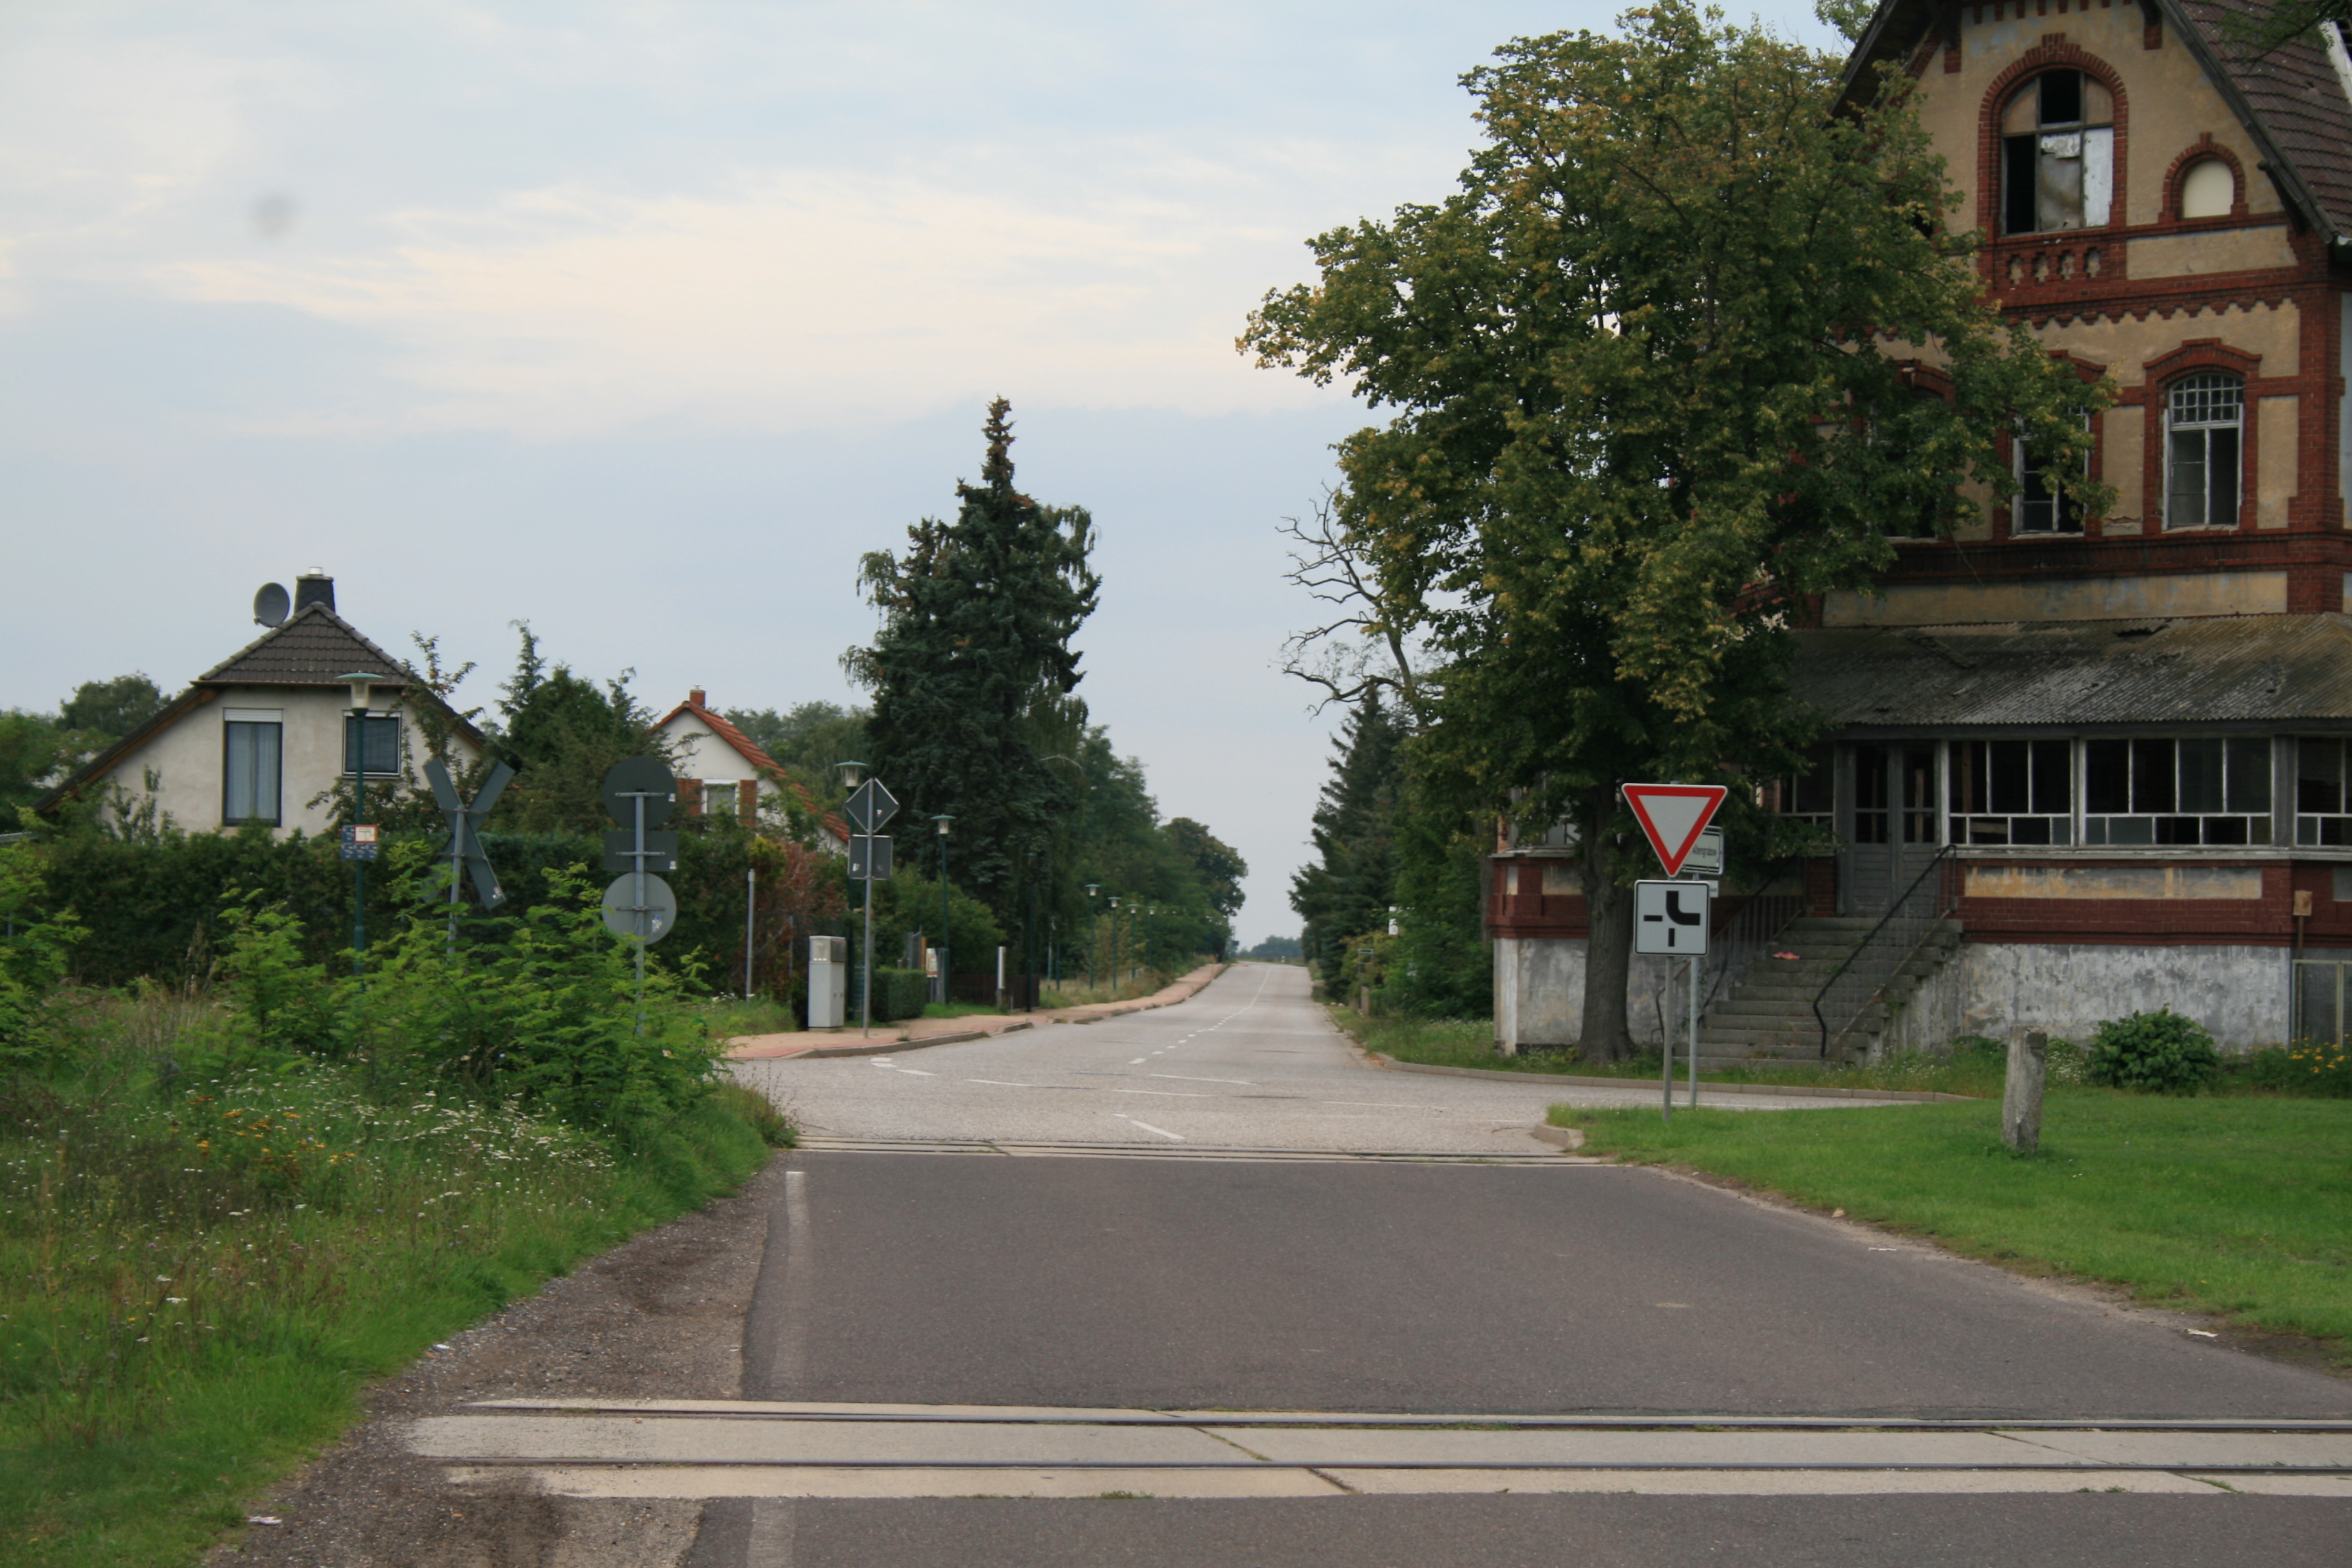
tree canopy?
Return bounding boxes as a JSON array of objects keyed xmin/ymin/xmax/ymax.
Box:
[
  {"xmin": 847, "ymin": 399, "xmax": 1102, "ymax": 920},
  {"xmin": 1243, "ymin": 3, "xmax": 2106, "ymax": 1053}
]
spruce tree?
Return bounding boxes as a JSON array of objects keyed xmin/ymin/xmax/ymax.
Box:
[
  {"xmin": 1289, "ymin": 694, "xmax": 1402, "ymax": 985},
  {"xmin": 848, "ymin": 400, "xmax": 1101, "ymax": 920}
]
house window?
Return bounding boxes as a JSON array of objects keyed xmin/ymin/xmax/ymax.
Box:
[
  {"xmin": 2084, "ymin": 737, "xmax": 2271, "ymax": 845},
  {"xmin": 2295, "ymin": 737, "xmax": 2352, "ymax": 845},
  {"xmin": 2002, "ymin": 70, "xmax": 2115, "ymax": 234},
  {"xmin": 2178, "ymin": 157, "xmax": 2233, "ymax": 220},
  {"xmin": 2164, "ymin": 373, "xmax": 2243, "ymax": 531},
  {"xmin": 1853, "ymin": 744, "xmax": 1891, "ymax": 844},
  {"xmin": 1950, "ymin": 739, "xmax": 2073, "ymax": 844},
  {"xmin": 223, "ymin": 719, "xmax": 282, "ymax": 826},
  {"xmin": 1763, "ymin": 743, "xmax": 1835, "ymax": 828},
  {"xmin": 1852, "ymin": 743, "xmax": 1939, "ymax": 843},
  {"xmin": 343, "ymin": 714, "xmax": 402, "ymax": 776},
  {"xmin": 2016, "ymin": 417, "xmax": 2089, "ymax": 535}
]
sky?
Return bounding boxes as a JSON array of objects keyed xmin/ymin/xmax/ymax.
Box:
[{"xmin": 0, "ymin": 1, "xmax": 1843, "ymax": 942}]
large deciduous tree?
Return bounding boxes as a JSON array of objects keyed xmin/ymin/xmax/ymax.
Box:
[
  {"xmin": 847, "ymin": 400, "xmax": 1101, "ymax": 920},
  {"xmin": 1243, "ymin": 3, "xmax": 2106, "ymax": 1057}
]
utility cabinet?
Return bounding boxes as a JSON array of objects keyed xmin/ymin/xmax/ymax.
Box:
[{"xmin": 806, "ymin": 934, "xmax": 848, "ymax": 1030}]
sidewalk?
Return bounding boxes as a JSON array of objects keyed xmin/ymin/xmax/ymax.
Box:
[{"xmin": 724, "ymin": 962, "xmax": 1227, "ymax": 1062}]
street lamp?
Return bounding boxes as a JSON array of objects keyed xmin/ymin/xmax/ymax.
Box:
[
  {"xmin": 1108, "ymin": 897, "xmax": 1122, "ymax": 994},
  {"xmin": 931, "ymin": 814, "xmax": 952, "ymax": 1008},
  {"xmin": 338, "ymin": 671, "xmax": 385, "ymax": 977},
  {"xmin": 1084, "ymin": 884, "xmax": 1100, "ymax": 991}
]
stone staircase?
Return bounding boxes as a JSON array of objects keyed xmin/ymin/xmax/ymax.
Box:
[{"xmin": 1691, "ymin": 915, "xmax": 1964, "ymax": 1069}]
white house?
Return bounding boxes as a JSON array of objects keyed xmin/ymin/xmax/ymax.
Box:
[
  {"xmin": 42, "ymin": 573, "xmax": 482, "ymax": 838},
  {"xmin": 655, "ymin": 688, "xmax": 849, "ymax": 849}
]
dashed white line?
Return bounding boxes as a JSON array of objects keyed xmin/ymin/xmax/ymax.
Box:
[
  {"xmin": 1152, "ymin": 1074, "xmax": 1253, "ymax": 1085},
  {"xmin": 965, "ymin": 1080, "xmax": 1033, "ymax": 1088},
  {"xmin": 1109, "ymin": 1088, "xmax": 1213, "ymax": 1099},
  {"xmin": 1113, "ymin": 1114, "xmax": 1184, "ymax": 1141}
]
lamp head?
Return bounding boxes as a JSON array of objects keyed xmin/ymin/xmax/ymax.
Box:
[
  {"xmin": 336, "ymin": 671, "xmax": 384, "ymax": 712},
  {"xmin": 932, "ymin": 813, "xmax": 953, "ymax": 835},
  {"xmin": 837, "ymin": 759, "xmax": 867, "ymax": 789}
]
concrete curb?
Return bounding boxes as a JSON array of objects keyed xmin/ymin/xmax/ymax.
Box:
[
  {"xmin": 1368, "ymin": 1053, "xmax": 1972, "ymax": 1103},
  {"xmin": 1527, "ymin": 1124, "xmax": 1586, "ymax": 1151},
  {"xmin": 737, "ymin": 1021, "xmax": 1036, "ymax": 1062},
  {"xmin": 1037, "ymin": 963, "xmax": 1229, "ymax": 1026}
]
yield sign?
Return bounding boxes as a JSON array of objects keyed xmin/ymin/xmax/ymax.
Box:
[{"xmin": 1621, "ymin": 782, "xmax": 1729, "ymax": 877}]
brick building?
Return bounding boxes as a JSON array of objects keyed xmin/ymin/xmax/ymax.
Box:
[{"xmin": 1491, "ymin": 0, "xmax": 2352, "ymax": 1055}]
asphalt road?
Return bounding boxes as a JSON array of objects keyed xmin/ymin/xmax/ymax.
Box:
[{"xmin": 737, "ymin": 961, "xmax": 1900, "ymax": 1152}]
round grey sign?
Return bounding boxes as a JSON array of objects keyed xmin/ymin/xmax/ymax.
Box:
[{"xmin": 601, "ymin": 873, "xmax": 678, "ymax": 944}]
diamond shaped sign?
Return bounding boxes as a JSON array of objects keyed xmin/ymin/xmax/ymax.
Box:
[{"xmin": 1621, "ymin": 783, "xmax": 1729, "ymax": 877}]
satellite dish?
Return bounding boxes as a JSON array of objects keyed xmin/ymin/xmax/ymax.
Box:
[{"xmin": 253, "ymin": 583, "xmax": 290, "ymax": 627}]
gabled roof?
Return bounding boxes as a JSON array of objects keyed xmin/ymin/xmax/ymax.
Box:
[
  {"xmin": 656, "ymin": 694, "xmax": 851, "ymax": 843},
  {"xmin": 1837, "ymin": 0, "xmax": 2351, "ymax": 244},
  {"xmin": 198, "ymin": 601, "xmax": 413, "ymax": 688},
  {"xmin": 1791, "ymin": 615, "xmax": 2352, "ymax": 730}
]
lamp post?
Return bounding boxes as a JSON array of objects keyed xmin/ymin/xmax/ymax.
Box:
[
  {"xmin": 839, "ymin": 759, "xmax": 875, "ymax": 1036},
  {"xmin": 1108, "ymin": 897, "xmax": 1122, "ymax": 995},
  {"xmin": 1023, "ymin": 848, "xmax": 1038, "ymax": 1013},
  {"xmin": 931, "ymin": 813, "xmax": 952, "ymax": 1007},
  {"xmin": 1084, "ymin": 884, "xmax": 1100, "ymax": 991},
  {"xmin": 338, "ymin": 671, "xmax": 384, "ymax": 978}
]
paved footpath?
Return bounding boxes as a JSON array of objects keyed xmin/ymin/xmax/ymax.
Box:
[{"xmin": 238, "ymin": 964, "xmax": 2351, "ymax": 1566}]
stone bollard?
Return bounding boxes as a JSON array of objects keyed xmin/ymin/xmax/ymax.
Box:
[{"xmin": 2002, "ymin": 1029, "xmax": 2047, "ymax": 1153}]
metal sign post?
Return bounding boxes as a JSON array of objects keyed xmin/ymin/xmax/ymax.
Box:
[
  {"xmin": 1635, "ymin": 878, "xmax": 1711, "ymax": 1124},
  {"xmin": 843, "ymin": 777, "xmax": 900, "ymax": 1036},
  {"xmin": 599, "ymin": 758, "xmax": 679, "ymax": 1034}
]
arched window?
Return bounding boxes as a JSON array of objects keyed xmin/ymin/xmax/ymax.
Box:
[
  {"xmin": 2177, "ymin": 157, "xmax": 2233, "ymax": 219},
  {"xmin": 2164, "ymin": 373, "xmax": 2243, "ymax": 530},
  {"xmin": 2002, "ymin": 70, "xmax": 2115, "ymax": 234}
]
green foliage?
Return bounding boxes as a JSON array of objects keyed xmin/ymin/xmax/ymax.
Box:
[
  {"xmin": 867, "ymin": 965, "xmax": 929, "ymax": 1022},
  {"xmin": 1290, "ymin": 694, "xmax": 1401, "ymax": 985},
  {"xmin": 0, "ymin": 846, "xmax": 83, "ymax": 1074},
  {"xmin": 1243, "ymin": 935, "xmax": 1302, "ymax": 961},
  {"xmin": 849, "ymin": 399, "xmax": 1102, "ymax": 920},
  {"xmin": 1243, "ymin": 1, "xmax": 2109, "ymax": 1049},
  {"xmin": 1379, "ymin": 805, "xmax": 1491, "ymax": 1018},
  {"xmin": 2239, "ymin": 1039, "xmax": 2352, "ymax": 1098},
  {"xmin": 868, "ymin": 863, "xmax": 1006, "ymax": 976},
  {"xmin": 724, "ymin": 701, "xmax": 871, "ymax": 811},
  {"xmin": 56, "ymin": 674, "xmax": 167, "ymax": 743},
  {"xmin": 482, "ymin": 623, "xmax": 676, "ymax": 834},
  {"xmin": 1165, "ymin": 818, "xmax": 1246, "ymax": 922},
  {"xmin": 2086, "ymin": 1008, "xmax": 2222, "ymax": 1095},
  {"xmin": 1812, "ymin": 0, "xmax": 1876, "ymax": 44},
  {"xmin": 207, "ymin": 891, "xmax": 334, "ymax": 1068}
]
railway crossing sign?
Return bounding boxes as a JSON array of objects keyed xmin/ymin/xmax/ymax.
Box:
[
  {"xmin": 1622, "ymin": 783, "xmax": 1729, "ymax": 877},
  {"xmin": 426, "ymin": 757, "xmax": 512, "ymax": 907},
  {"xmin": 1635, "ymin": 879, "xmax": 1711, "ymax": 955}
]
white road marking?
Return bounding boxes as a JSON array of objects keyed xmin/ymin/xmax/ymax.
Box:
[
  {"xmin": 1114, "ymin": 1115, "xmax": 1185, "ymax": 1142},
  {"xmin": 965, "ymin": 1080, "xmax": 1033, "ymax": 1088},
  {"xmin": 1151, "ymin": 1074, "xmax": 1253, "ymax": 1085},
  {"xmin": 1109, "ymin": 1088, "xmax": 1212, "ymax": 1099},
  {"xmin": 1129, "ymin": 1058, "xmax": 1145, "ymax": 1065},
  {"xmin": 870, "ymin": 1059, "xmax": 894, "ymax": 1068},
  {"xmin": 897, "ymin": 1068, "xmax": 933, "ymax": 1076}
]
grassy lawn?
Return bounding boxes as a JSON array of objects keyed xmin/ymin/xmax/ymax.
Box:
[
  {"xmin": 1557, "ymin": 1091, "xmax": 2352, "ymax": 1356},
  {"xmin": 1, "ymin": 1070, "xmax": 786, "ymax": 1568}
]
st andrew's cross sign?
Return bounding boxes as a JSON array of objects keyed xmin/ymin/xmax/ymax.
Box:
[{"xmin": 1621, "ymin": 783, "xmax": 1729, "ymax": 877}]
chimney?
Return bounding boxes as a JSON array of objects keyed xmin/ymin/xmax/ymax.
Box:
[
  {"xmin": 293, "ymin": 570, "xmax": 335, "ymax": 615},
  {"xmin": 690, "ymin": 687, "xmax": 707, "ymax": 708}
]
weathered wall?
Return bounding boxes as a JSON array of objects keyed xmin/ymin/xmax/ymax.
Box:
[
  {"xmin": 1492, "ymin": 936, "xmax": 1694, "ymax": 1051},
  {"xmin": 1887, "ymin": 938, "xmax": 2291, "ymax": 1052},
  {"xmin": 1822, "ymin": 567, "xmax": 2284, "ymax": 626}
]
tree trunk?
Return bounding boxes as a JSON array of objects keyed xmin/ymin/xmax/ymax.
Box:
[{"xmin": 1579, "ymin": 797, "xmax": 1635, "ymax": 1061}]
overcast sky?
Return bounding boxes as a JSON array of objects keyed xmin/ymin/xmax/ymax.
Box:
[{"xmin": 0, "ymin": 1, "xmax": 1841, "ymax": 941}]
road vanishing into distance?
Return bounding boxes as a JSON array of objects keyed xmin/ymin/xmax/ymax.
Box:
[{"xmin": 248, "ymin": 963, "xmax": 2351, "ymax": 1566}]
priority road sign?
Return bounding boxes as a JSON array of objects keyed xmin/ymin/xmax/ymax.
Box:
[
  {"xmin": 1635, "ymin": 878, "xmax": 1711, "ymax": 955},
  {"xmin": 844, "ymin": 777, "xmax": 899, "ymax": 835},
  {"xmin": 1622, "ymin": 783, "xmax": 1730, "ymax": 877}
]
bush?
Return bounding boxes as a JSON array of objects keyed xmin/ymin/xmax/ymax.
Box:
[
  {"xmin": 2086, "ymin": 1008, "xmax": 2220, "ymax": 1094},
  {"xmin": 2238, "ymin": 1039, "xmax": 2352, "ymax": 1098},
  {"xmin": 869, "ymin": 965, "xmax": 929, "ymax": 1022}
]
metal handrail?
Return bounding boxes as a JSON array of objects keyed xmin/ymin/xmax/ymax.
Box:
[
  {"xmin": 1698, "ymin": 863, "xmax": 1808, "ymax": 1018},
  {"xmin": 1810, "ymin": 844, "xmax": 1957, "ymax": 1058}
]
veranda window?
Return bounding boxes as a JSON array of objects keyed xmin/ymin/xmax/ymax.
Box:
[
  {"xmin": 2084, "ymin": 737, "xmax": 2270, "ymax": 845},
  {"xmin": 1949, "ymin": 740, "xmax": 2073, "ymax": 844},
  {"xmin": 2295, "ymin": 737, "xmax": 2352, "ymax": 845}
]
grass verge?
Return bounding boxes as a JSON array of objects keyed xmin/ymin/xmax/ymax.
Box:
[
  {"xmin": 2, "ymin": 1067, "xmax": 790, "ymax": 1568},
  {"xmin": 1555, "ymin": 1092, "xmax": 2352, "ymax": 1357}
]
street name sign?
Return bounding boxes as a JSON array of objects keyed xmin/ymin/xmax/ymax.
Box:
[
  {"xmin": 1622, "ymin": 783, "xmax": 1729, "ymax": 877},
  {"xmin": 339, "ymin": 823, "xmax": 380, "ymax": 862},
  {"xmin": 1679, "ymin": 825, "xmax": 1725, "ymax": 879},
  {"xmin": 1635, "ymin": 879, "xmax": 1711, "ymax": 955}
]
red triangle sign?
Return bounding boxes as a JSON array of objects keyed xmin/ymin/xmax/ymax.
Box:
[{"xmin": 1621, "ymin": 783, "xmax": 1729, "ymax": 876}]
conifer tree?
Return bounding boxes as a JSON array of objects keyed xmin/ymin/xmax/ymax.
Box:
[
  {"xmin": 848, "ymin": 400, "xmax": 1101, "ymax": 920},
  {"xmin": 1290, "ymin": 694, "xmax": 1403, "ymax": 985}
]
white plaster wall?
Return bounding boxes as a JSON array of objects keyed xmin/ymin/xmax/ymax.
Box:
[
  {"xmin": 95, "ymin": 686, "xmax": 469, "ymax": 839},
  {"xmin": 1494, "ymin": 937, "xmax": 1696, "ymax": 1050},
  {"xmin": 1892, "ymin": 941, "xmax": 2289, "ymax": 1052}
]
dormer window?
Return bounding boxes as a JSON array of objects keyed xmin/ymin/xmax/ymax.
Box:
[{"xmin": 2002, "ymin": 70, "xmax": 2114, "ymax": 234}]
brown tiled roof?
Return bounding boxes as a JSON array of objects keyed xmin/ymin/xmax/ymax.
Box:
[
  {"xmin": 199, "ymin": 603, "xmax": 413, "ymax": 688},
  {"xmin": 2179, "ymin": 5, "xmax": 2352, "ymax": 241},
  {"xmin": 1792, "ymin": 615, "xmax": 2352, "ymax": 730},
  {"xmin": 1838, "ymin": 0, "xmax": 2351, "ymax": 244},
  {"xmin": 657, "ymin": 694, "xmax": 852, "ymax": 843}
]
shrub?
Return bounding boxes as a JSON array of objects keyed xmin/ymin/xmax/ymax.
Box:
[
  {"xmin": 2239, "ymin": 1039, "xmax": 2352, "ymax": 1098},
  {"xmin": 2086, "ymin": 1008, "xmax": 2220, "ymax": 1094},
  {"xmin": 869, "ymin": 966, "xmax": 929, "ymax": 1022}
]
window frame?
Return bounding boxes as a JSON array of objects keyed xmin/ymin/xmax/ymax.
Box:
[
  {"xmin": 2014, "ymin": 415, "xmax": 2091, "ymax": 537},
  {"xmin": 2082, "ymin": 735, "xmax": 2272, "ymax": 846},
  {"xmin": 1949, "ymin": 739, "xmax": 2075, "ymax": 846},
  {"xmin": 2001, "ymin": 70, "xmax": 2117, "ymax": 237},
  {"xmin": 222, "ymin": 718, "xmax": 284, "ymax": 828},
  {"xmin": 2162, "ymin": 371, "xmax": 2245, "ymax": 532},
  {"xmin": 2295, "ymin": 736, "xmax": 2352, "ymax": 846},
  {"xmin": 342, "ymin": 713, "xmax": 403, "ymax": 779}
]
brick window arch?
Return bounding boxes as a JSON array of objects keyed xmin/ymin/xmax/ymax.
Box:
[
  {"xmin": 1978, "ymin": 44, "xmax": 2130, "ymax": 238},
  {"xmin": 2161, "ymin": 136, "xmax": 2246, "ymax": 222}
]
